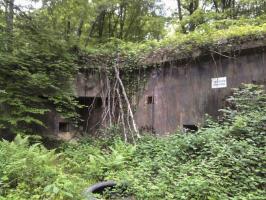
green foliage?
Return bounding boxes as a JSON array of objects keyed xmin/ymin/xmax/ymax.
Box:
[
  {"xmin": 1, "ymin": 0, "xmax": 266, "ymax": 198},
  {"xmin": 0, "ymin": 135, "xmax": 86, "ymax": 200},
  {"xmin": 152, "ymin": 16, "xmax": 266, "ymax": 63},
  {"xmin": 40, "ymin": 0, "xmax": 166, "ymax": 44},
  {"xmin": 0, "ymin": 10, "xmax": 79, "ymax": 136},
  {"xmin": 0, "ymin": 84, "xmax": 265, "ymax": 199},
  {"xmin": 107, "ymin": 84, "xmax": 265, "ymax": 199},
  {"xmin": 1, "ymin": 0, "xmax": 266, "ymax": 139},
  {"xmin": 0, "ymin": 134, "xmax": 135, "ymax": 199},
  {"xmin": 82, "ymin": 15, "xmax": 266, "ymax": 68},
  {"xmin": 61, "ymin": 138, "xmax": 135, "ymax": 182}
]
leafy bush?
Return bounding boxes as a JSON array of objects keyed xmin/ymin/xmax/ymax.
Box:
[
  {"xmin": 108, "ymin": 84, "xmax": 266, "ymax": 199},
  {"xmin": 0, "ymin": 17, "xmax": 79, "ymax": 136},
  {"xmin": 0, "ymin": 84, "xmax": 265, "ymax": 199},
  {"xmin": 61, "ymin": 138, "xmax": 135, "ymax": 182},
  {"xmin": 0, "ymin": 135, "xmax": 86, "ymax": 200}
]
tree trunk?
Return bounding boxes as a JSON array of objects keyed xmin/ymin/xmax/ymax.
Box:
[
  {"xmin": 213, "ymin": 0, "xmax": 219, "ymax": 12},
  {"xmin": 85, "ymin": 9, "xmax": 106, "ymax": 46},
  {"xmin": 77, "ymin": 18, "xmax": 84, "ymax": 38},
  {"xmin": 66, "ymin": 20, "xmax": 71, "ymax": 40},
  {"xmin": 98, "ymin": 10, "xmax": 106, "ymax": 39},
  {"xmin": 188, "ymin": 0, "xmax": 199, "ymax": 15},
  {"xmin": 176, "ymin": 0, "xmax": 186, "ymax": 33},
  {"xmin": 119, "ymin": 4, "xmax": 127, "ymax": 39},
  {"xmin": 176, "ymin": 0, "xmax": 183, "ymax": 20},
  {"xmin": 5, "ymin": 0, "xmax": 14, "ymax": 52}
]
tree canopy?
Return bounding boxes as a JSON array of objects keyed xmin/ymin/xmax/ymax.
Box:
[
  {"xmin": 0, "ymin": 1, "xmax": 265, "ymax": 199},
  {"xmin": 0, "ymin": 0, "xmax": 266, "ymax": 136}
]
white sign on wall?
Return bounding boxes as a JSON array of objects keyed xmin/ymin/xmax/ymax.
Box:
[{"xmin": 211, "ymin": 77, "xmax": 227, "ymax": 89}]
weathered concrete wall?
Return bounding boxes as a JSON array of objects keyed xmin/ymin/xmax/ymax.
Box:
[
  {"xmin": 42, "ymin": 109, "xmax": 75, "ymax": 135},
  {"xmin": 44, "ymin": 72, "xmax": 105, "ymax": 137},
  {"xmin": 74, "ymin": 72, "xmax": 104, "ymax": 97},
  {"xmin": 135, "ymin": 47, "xmax": 266, "ymax": 135},
  {"xmin": 44, "ymin": 46, "xmax": 266, "ymax": 137}
]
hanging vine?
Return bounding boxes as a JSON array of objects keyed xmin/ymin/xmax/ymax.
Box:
[{"xmin": 77, "ymin": 48, "xmax": 150, "ymax": 142}]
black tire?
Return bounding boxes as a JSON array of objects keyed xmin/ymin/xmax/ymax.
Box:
[{"xmin": 84, "ymin": 181, "xmax": 117, "ymax": 200}]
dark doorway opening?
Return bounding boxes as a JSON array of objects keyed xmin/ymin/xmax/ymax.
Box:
[
  {"xmin": 59, "ymin": 122, "xmax": 69, "ymax": 132},
  {"xmin": 78, "ymin": 97, "xmax": 103, "ymax": 109},
  {"xmin": 147, "ymin": 96, "xmax": 154, "ymax": 104},
  {"xmin": 183, "ymin": 124, "xmax": 198, "ymax": 132},
  {"xmin": 77, "ymin": 97, "xmax": 103, "ymax": 133}
]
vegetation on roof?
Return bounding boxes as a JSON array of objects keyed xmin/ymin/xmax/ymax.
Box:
[
  {"xmin": 83, "ymin": 15, "xmax": 266, "ymax": 65},
  {"xmin": 0, "ymin": 1, "xmax": 266, "ymax": 199}
]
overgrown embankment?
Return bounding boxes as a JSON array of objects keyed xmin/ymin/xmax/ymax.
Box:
[
  {"xmin": 0, "ymin": 84, "xmax": 265, "ymax": 199},
  {"xmin": 84, "ymin": 15, "xmax": 266, "ymax": 66}
]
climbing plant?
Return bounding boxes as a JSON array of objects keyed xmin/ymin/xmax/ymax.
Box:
[
  {"xmin": 1, "ymin": 84, "xmax": 264, "ymax": 200},
  {"xmin": 0, "ymin": 6, "xmax": 79, "ymax": 137},
  {"xmin": 1, "ymin": 0, "xmax": 266, "ymax": 139}
]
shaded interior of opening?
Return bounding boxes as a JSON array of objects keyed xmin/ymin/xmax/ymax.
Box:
[
  {"xmin": 147, "ymin": 96, "xmax": 154, "ymax": 104},
  {"xmin": 59, "ymin": 122, "xmax": 69, "ymax": 132},
  {"xmin": 140, "ymin": 125, "xmax": 155, "ymax": 134},
  {"xmin": 77, "ymin": 97, "xmax": 103, "ymax": 132},
  {"xmin": 183, "ymin": 124, "xmax": 198, "ymax": 132}
]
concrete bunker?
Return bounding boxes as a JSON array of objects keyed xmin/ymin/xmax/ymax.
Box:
[
  {"xmin": 134, "ymin": 39, "xmax": 266, "ymax": 135},
  {"xmin": 44, "ymin": 38, "xmax": 266, "ymax": 137}
]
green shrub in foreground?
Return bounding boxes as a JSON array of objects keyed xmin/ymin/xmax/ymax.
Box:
[
  {"xmin": 0, "ymin": 135, "xmax": 86, "ymax": 200},
  {"xmin": 0, "ymin": 84, "xmax": 265, "ymax": 200},
  {"xmin": 107, "ymin": 84, "xmax": 266, "ymax": 199}
]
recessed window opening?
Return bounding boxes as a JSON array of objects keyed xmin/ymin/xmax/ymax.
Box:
[
  {"xmin": 94, "ymin": 97, "xmax": 103, "ymax": 108},
  {"xmin": 183, "ymin": 124, "xmax": 198, "ymax": 132},
  {"xmin": 59, "ymin": 122, "xmax": 69, "ymax": 132},
  {"xmin": 147, "ymin": 96, "xmax": 154, "ymax": 104}
]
